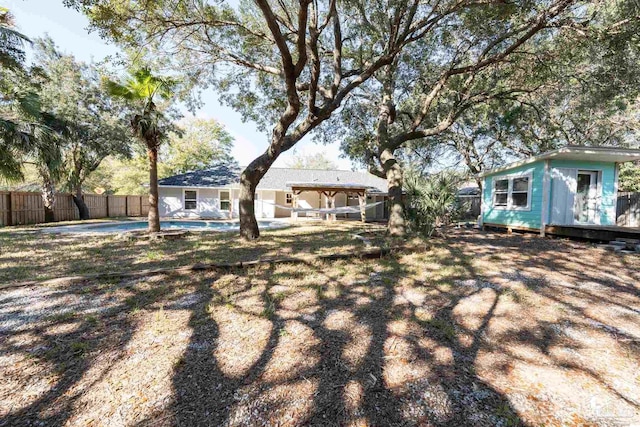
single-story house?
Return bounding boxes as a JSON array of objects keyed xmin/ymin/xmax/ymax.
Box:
[
  {"xmin": 479, "ymin": 145, "xmax": 640, "ymax": 235},
  {"xmin": 157, "ymin": 165, "xmax": 389, "ymax": 221}
]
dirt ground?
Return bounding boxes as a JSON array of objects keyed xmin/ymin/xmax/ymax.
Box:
[{"xmin": 1, "ymin": 227, "xmax": 639, "ymax": 426}]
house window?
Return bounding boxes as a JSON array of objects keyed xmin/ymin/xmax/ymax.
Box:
[
  {"xmin": 285, "ymin": 193, "xmax": 292, "ymax": 204},
  {"xmin": 184, "ymin": 190, "xmax": 197, "ymax": 210},
  {"xmin": 220, "ymin": 191, "xmax": 230, "ymax": 211},
  {"xmin": 492, "ymin": 173, "xmax": 532, "ymax": 210}
]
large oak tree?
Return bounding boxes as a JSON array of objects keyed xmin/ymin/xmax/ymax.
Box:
[
  {"xmin": 65, "ymin": 0, "xmax": 518, "ymax": 239},
  {"xmin": 326, "ymin": 0, "xmax": 594, "ymax": 235}
]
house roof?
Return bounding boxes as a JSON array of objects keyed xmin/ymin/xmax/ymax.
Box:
[
  {"xmin": 479, "ymin": 146, "xmax": 640, "ymax": 178},
  {"xmin": 158, "ymin": 166, "xmax": 388, "ymax": 193},
  {"xmin": 457, "ymin": 182, "xmax": 481, "ymax": 196},
  {"xmin": 157, "ymin": 164, "xmax": 240, "ymax": 188}
]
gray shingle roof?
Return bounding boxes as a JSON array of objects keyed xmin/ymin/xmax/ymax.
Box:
[
  {"xmin": 158, "ymin": 166, "xmax": 388, "ymax": 193},
  {"xmin": 158, "ymin": 164, "xmax": 240, "ymax": 188}
]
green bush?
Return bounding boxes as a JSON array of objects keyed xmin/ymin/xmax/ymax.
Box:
[{"xmin": 404, "ymin": 171, "xmax": 464, "ymax": 236}]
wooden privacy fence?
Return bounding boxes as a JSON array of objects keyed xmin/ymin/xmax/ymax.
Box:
[
  {"xmin": 456, "ymin": 195, "xmax": 482, "ymax": 220},
  {"xmin": 0, "ymin": 191, "xmax": 150, "ymax": 226},
  {"xmin": 617, "ymin": 192, "xmax": 640, "ymax": 227}
]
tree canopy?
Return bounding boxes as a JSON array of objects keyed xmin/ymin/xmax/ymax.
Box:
[
  {"xmin": 31, "ymin": 36, "xmax": 133, "ymax": 217},
  {"xmin": 164, "ymin": 118, "xmax": 234, "ymax": 175},
  {"xmin": 286, "ymin": 151, "xmax": 338, "ymax": 170},
  {"xmin": 67, "ymin": 0, "xmax": 529, "ymax": 238}
]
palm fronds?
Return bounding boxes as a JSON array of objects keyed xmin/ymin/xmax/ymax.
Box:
[
  {"xmin": 404, "ymin": 170, "xmax": 464, "ymax": 237},
  {"xmin": 0, "ymin": 7, "xmax": 31, "ymax": 71}
]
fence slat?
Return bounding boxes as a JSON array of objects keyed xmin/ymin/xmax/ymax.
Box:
[
  {"xmin": 0, "ymin": 191, "xmax": 147, "ymax": 226},
  {"xmin": 457, "ymin": 195, "xmax": 481, "ymax": 220},
  {"xmin": 617, "ymin": 192, "xmax": 640, "ymax": 228},
  {"xmin": 0, "ymin": 192, "xmax": 10, "ymax": 226}
]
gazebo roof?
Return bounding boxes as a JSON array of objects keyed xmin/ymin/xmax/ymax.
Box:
[{"xmin": 286, "ymin": 182, "xmax": 385, "ymax": 194}]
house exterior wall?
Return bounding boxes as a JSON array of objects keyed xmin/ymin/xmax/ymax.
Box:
[
  {"xmin": 160, "ymin": 186, "xmax": 388, "ymax": 220},
  {"xmin": 482, "ymin": 161, "xmax": 544, "ymax": 229},
  {"xmin": 548, "ymin": 160, "xmax": 617, "ymax": 226},
  {"xmin": 256, "ymin": 190, "xmax": 276, "ymax": 219},
  {"xmin": 297, "ymin": 191, "xmax": 322, "ymax": 217},
  {"xmin": 274, "ymin": 191, "xmax": 290, "ymax": 218},
  {"xmin": 159, "ymin": 187, "xmax": 228, "ymax": 219}
]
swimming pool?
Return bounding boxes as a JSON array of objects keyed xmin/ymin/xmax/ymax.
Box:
[{"xmin": 44, "ymin": 220, "xmax": 287, "ymax": 233}]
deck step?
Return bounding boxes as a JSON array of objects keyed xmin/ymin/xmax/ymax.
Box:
[
  {"xmin": 614, "ymin": 238, "xmax": 640, "ymax": 244},
  {"xmin": 601, "ymin": 241, "xmax": 640, "ymax": 253},
  {"xmin": 600, "ymin": 244, "xmax": 624, "ymax": 252},
  {"xmin": 609, "ymin": 239, "xmax": 640, "ymax": 251}
]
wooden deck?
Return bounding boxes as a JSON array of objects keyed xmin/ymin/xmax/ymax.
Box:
[
  {"xmin": 545, "ymin": 224, "xmax": 640, "ymax": 241},
  {"xmin": 483, "ymin": 222, "xmax": 640, "ymax": 242}
]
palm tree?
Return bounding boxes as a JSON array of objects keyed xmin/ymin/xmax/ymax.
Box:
[
  {"xmin": 1, "ymin": 7, "xmax": 65, "ymax": 222},
  {"xmin": 105, "ymin": 68, "xmax": 174, "ymax": 233},
  {"xmin": 0, "ymin": 7, "xmax": 35, "ymax": 180},
  {"xmin": 0, "ymin": 6, "xmax": 30, "ymax": 71}
]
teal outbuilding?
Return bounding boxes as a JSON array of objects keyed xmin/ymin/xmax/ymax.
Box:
[{"xmin": 478, "ymin": 146, "xmax": 640, "ymax": 235}]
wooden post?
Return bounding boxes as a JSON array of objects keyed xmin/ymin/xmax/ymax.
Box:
[
  {"xmin": 322, "ymin": 191, "xmax": 337, "ymax": 221},
  {"xmin": 140, "ymin": 196, "xmax": 143, "ymax": 217},
  {"xmin": 330, "ymin": 193, "xmax": 336, "ymax": 221},
  {"xmin": 540, "ymin": 159, "xmax": 551, "ymax": 237},
  {"xmin": 125, "ymin": 196, "xmax": 129, "ymax": 217},
  {"xmin": 322, "ymin": 192, "xmax": 330, "ymax": 221},
  {"xmin": 291, "ymin": 192, "xmax": 299, "ymax": 220},
  {"xmin": 106, "ymin": 195, "xmax": 110, "ymax": 218},
  {"xmin": 7, "ymin": 191, "xmax": 13, "ymax": 226},
  {"xmin": 358, "ymin": 192, "xmax": 366, "ymax": 223}
]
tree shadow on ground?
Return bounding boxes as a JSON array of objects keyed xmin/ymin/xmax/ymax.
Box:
[
  {"xmin": 5, "ymin": 228, "xmax": 639, "ymax": 425},
  {"xmin": 156, "ymin": 245, "xmax": 526, "ymax": 426}
]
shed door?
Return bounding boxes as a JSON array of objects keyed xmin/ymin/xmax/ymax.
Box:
[
  {"xmin": 550, "ymin": 168, "xmax": 577, "ymax": 225},
  {"xmin": 574, "ymin": 171, "xmax": 599, "ymax": 224}
]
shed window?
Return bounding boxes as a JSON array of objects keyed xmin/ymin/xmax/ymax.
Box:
[
  {"xmin": 493, "ymin": 179, "xmax": 509, "ymax": 207},
  {"xmin": 220, "ymin": 191, "xmax": 230, "ymax": 211},
  {"xmin": 492, "ymin": 173, "xmax": 532, "ymax": 210},
  {"xmin": 512, "ymin": 177, "xmax": 529, "ymax": 207},
  {"xmin": 285, "ymin": 193, "xmax": 292, "ymax": 204},
  {"xmin": 184, "ymin": 190, "xmax": 197, "ymax": 210}
]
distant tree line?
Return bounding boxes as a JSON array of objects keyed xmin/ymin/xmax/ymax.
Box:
[{"xmin": 0, "ymin": 9, "xmax": 235, "ymax": 230}]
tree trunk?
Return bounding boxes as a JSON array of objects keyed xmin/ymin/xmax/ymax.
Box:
[
  {"xmin": 374, "ymin": 66, "xmax": 405, "ymax": 237},
  {"xmin": 72, "ymin": 183, "xmax": 90, "ymax": 220},
  {"xmin": 239, "ymin": 151, "xmax": 279, "ymax": 240},
  {"xmin": 380, "ymin": 149, "xmax": 406, "ymax": 237},
  {"xmin": 41, "ymin": 172, "xmax": 56, "ymax": 223},
  {"xmin": 148, "ymin": 146, "xmax": 161, "ymax": 233}
]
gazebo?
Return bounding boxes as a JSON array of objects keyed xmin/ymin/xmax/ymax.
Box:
[{"xmin": 287, "ymin": 182, "xmax": 377, "ymax": 222}]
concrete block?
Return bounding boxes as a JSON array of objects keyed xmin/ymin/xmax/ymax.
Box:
[
  {"xmin": 599, "ymin": 244, "xmax": 623, "ymax": 252},
  {"xmin": 608, "ymin": 241, "xmax": 627, "ymax": 247},
  {"xmin": 615, "ymin": 238, "xmax": 640, "ymax": 245}
]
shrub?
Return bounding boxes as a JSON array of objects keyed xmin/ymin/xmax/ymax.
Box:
[{"xmin": 404, "ymin": 170, "xmax": 464, "ymax": 236}]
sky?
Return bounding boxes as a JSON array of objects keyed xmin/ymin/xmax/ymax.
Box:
[{"xmin": 5, "ymin": 0, "xmax": 356, "ymax": 170}]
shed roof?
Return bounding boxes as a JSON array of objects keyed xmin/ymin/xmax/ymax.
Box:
[
  {"xmin": 479, "ymin": 146, "xmax": 640, "ymax": 178},
  {"xmin": 158, "ymin": 166, "xmax": 388, "ymax": 193}
]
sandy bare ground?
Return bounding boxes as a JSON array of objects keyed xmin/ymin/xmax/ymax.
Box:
[{"xmin": 1, "ymin": 228, "xmax": 639, "ymax": 426}]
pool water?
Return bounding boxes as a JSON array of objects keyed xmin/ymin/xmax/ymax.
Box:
[{"xmin": 47, "ymin": 220, "xmax": 285, "ymax": 233}]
